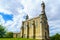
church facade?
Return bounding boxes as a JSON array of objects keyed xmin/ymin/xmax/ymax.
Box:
[{"xmin": 13, "ymin": 2, "xmax": 50, "ymax": 40}]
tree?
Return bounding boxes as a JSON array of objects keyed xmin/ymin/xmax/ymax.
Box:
[
  {"xmin": 0, "ymin": 25, "xmax": 6, "ymax": 38},
  {"xmin": 5, "ymin": 32, "xmax": 13, "ymax": 38},
  {"xmin": 50, "ymin": 33, "xmax": 60, "ymax": 40}
]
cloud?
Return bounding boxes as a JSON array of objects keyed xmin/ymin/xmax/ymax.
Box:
[
  {"xmin": 45, "ymin": 0, "xmax": 60, "ymax": 36},
  {"xmin": 0, "ymin": 0, "xmax": 25, "ymax": 32},
  {"xmin": 0, "ymin": 15, "xmax": 5, "ymax": 25}
]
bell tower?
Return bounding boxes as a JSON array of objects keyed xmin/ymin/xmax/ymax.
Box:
[
  {"xmin": 40, "ymin": 1, "xmax": 50, "ymax": 40},
  {"xmin": 41, "ymin": 1, "xmax": 45, "ymax": 14},
  {"xmin": 40, "ymin": 1, "xmax": 47, "ymax": 20}
]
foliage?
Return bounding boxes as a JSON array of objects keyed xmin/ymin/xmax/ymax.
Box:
[
  {"xmin": 5, "ymin": 32, "xmax": 13, "ymax": 38},
  {"xmin": 50, "ymin": 33, "xmax": 60, "ymax": 40},
  {"xmin": 0, "ymin": 25, "xmax": 6, "ymax": 38},
  {"xmin": 0, "ymin": 25, "xmax": 13, "ymax": 38}
]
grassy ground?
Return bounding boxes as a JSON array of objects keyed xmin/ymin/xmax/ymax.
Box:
[{"xmin": 0, "ymin": 38, "xmax": 39, "ymax": 40}]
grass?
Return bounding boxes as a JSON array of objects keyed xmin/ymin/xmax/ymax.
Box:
[{"xmin": 0, "ymin": 38, "xmax": 39, "ymax": 40}]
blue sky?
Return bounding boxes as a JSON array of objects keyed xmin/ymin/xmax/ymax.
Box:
[
  {"xmin": 0, "ymin": 12, "xmax": 13, "ymax": 22},
  {"xmin": 0, "ymin": 0, "xmax": 60, "ymax": 36}
]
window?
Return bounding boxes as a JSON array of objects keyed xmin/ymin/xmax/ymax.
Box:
[
  {"xmin": 35, "ymin": 20, "xmax": 38, "ymax": 27},
  {"xmin": 24, "ymin": 23, "xmax": 27, "ymax": 29},
  {"xmin": 29, "ymin": 22, "xmax": 32, "ymax": 27},
  {"xmin": 44, "ymin": 20, "xmax": 47, "ymax": 24}
]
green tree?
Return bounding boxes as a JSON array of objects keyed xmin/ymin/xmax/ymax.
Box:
[
  {"xmin": 0, "ymin": 25, "xmax": 6, "ymax": 38},
  {"xmin": 50, "ymin": 33, "xmax": 60, "ymax": 40},
  {"xmin": 5, "ymin": 32, "xmax": 13, "ymax": 38}
]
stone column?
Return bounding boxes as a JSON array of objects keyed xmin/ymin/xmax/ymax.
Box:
[
  {"xmin": 22, "ymin": 22, "xmax": 24, "ymax": 38},
  {"xmin": 33, "ymin": 21, "xmax": 35, "ymax": 39},
  {"xmin": 27, "ymin": 22, "xmax": 29, "ymax": 38},
  {"xmin": 47, "ymin": 24, "xmax": 50, "ymax": 40}
]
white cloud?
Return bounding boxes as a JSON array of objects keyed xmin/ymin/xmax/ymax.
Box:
[
  {"xmin": 0, "ymin": 8, "xmax": 12, "ymax": 14},
  {"xmin": 0, "ymin": 15, "xmax": 5, "ymax": 25}
]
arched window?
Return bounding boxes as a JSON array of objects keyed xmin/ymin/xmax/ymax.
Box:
[
  {"xmin": 35, "ymin": 20, "xmax": 38, "ymax": 27},
  {"xmin": 24, "ymin": 23, "xmax": 27, "ymax": 29},
  {"xmin": 29, "ymin": 21, "xmax": 33, "ymax": 27}
]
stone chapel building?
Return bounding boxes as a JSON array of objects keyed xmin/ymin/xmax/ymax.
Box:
[{"xmin": 13, "ymin": 2, "xmax": 50, "ymax": 40}]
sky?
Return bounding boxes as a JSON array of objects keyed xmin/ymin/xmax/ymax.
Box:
[{"xmin": 0, "ymin": 0, "xmax": 60, "ymax": 36}]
